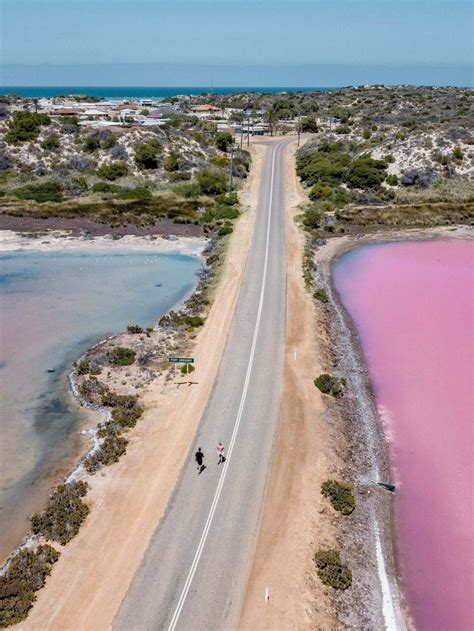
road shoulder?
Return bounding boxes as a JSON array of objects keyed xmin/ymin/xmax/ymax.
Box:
[{"xmin": 238, "ymin": 140, "xmax": 342, "ymax": 630}]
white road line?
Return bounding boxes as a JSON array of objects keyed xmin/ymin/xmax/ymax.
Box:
[{"xmin": 167, "ymin": 141, "xmax": 282, "ymax": 631}]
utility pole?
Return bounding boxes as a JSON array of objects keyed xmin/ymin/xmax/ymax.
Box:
[
  {"xmin": 247, "ymin": 113, "xmax": 251, "ymax": 147},
  {"xmin": 228, "ymin": 144, "xmax": 234, "ymax": 192},
  {"xmin": 297, "ymin": 110, "xmax": 301, "ymax": 146}
]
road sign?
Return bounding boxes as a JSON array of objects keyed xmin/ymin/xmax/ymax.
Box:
[{"xmin": 169, "ymin": 357, "xmax": 194, "ymax": 363}]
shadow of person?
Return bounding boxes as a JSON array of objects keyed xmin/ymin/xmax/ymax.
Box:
[{"xmin": 198, "ymin": 464, "xmax": 207, "ymax": 475}]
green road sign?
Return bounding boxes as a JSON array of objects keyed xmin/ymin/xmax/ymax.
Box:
[{"xmin": 169, "ymin": 357, "xmax": 194, "ymax": 363}]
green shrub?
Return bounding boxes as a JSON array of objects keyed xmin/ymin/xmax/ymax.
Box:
[
  {"xmin": 92, "ymin": 182, "xmax": 120, "ymax": 193},
  {"xmin": 76, "ymin": 359, "xmax": 90, "ymax": 375},
  {"xmin": 313, "ymin": 288, "xmax": 329, "ymax": 303},
  {"xmin": 102, "ymin": 134, "xmax": 117, "ymax": 149},
  {"xmin": 97, "ymin": 161, "xmax": 128, "ymax": 181},
  {"xmin": 215, "ymin": 192, "xmax": 239, "ymax": 206},
  {"xmin": 314, "ymin": 373, "xmax": 346, "ymax": 398},
  {"xmin": 108, "ymin": 346, "xmax": 136, "ymax": 366},
  {"xmin": 302, "ymin": 204, "xmax": 322, "ymax": 230},
  {"xmin": 163, "ymin": 151, "xmax": 180, "ymax": 172},
  {"xmin": 82, "ymin": 135, "xmax": 100, "ymax": 153},
  {"xmin": 346, "ymin": 156, "xmax": 387, "ymax": 189},
  {"xmin": 0, "ymin": 545, "xmax": 60, "ymax": 627},
  {"xmin": 215, "ymin": 132, "xmax": 233, "ymax": 152},
  {"xmin": 84, "ymin": 433, "xmax": 128, "ymax": 473},
  {"xmin": 386, "ymin": 174, "xmax": 398, "ymax": 186},
  {"xmin": 215, "ymin": 205, "xmax": 239, "ymax": 220},
  {"xmin": 309, "ymin": 183, "xmax": 333, "ymax": 201},
  {"xmin": 173, "ymin": 182, "xmax": 202, "ymax": 198},
  {"xmin": 196, "ymin": 169, "xmax": 228, "ymax": 195},
  {"xmin": 217, "ymin": 223, "xmax": 234, "ymax": 237},
  {"xmin": 321, "ymin": 480, "xmax": 356, "ymax": 515},
  {"xmin": 41, "ymin": 134, "xmax": 60, "ymax": 150},
  {"xmin": 362, "ymin": 129, "xmax": 372, "ymax": 140},
  {"xmin": 177, "ymin": 314, "xmax": 205, "ymax": 328},
  {"xmin": 5, "ymin": 111, "xmax": 51, "ymax": 144},
  {"xmin": 11, "ymin": 180, "xmax": 63, "ymax": 203},
  {"xmin": 314, "ymin": 550, "xmax": 352, "ymax": 590},
  {"xmin": 135, "ymin": 139, "xmax": 161, "ymax": 170},
  {"xmin": 100, "ymin": 391, "xmax": 138, "ymax": 408},
  {"xmin": 452, "ymin": 146, "xmax": 464, "ymax": 160},
  {"xmin": 111, "ymin": 403, "xmax": 143, "ymax": 428},
  {"xmin": 30, "ymin": 481, "xmax": 89, "ymax": 545},
  {"xmin": 127, "ymin": 324, "xmax": 144, "ymax": 334},
  {"xmin": 117, "ymin": 186, "xmax": 152, "ymax": 200},
  {"xmin": 336, "ymin": 125, "xmax": 351, "ymax": 134}
]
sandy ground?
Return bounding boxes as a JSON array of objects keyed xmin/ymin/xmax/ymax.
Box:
[
  {"xmin": 18, "ymin": 143, "xmax": 266, "ymax": 631},
  {"xmin": 238, "ymin": 141, "xmax": 341, "ymax": 631},
  {"xmin": 0, "ymin": 230, "xmax": 206, "ymax": 256}
]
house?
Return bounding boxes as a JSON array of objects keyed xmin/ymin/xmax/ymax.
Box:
[{"xmin": 190, "ymin": 104, "xmax": 222, "ymax": 118}]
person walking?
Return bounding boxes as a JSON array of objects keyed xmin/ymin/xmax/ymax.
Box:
[
  {"xmin": 217, "ymin": 442, "xmax": 226, "ymax": 465},
  {"xmin": 195, "ymin": 447, "xmax": 205, "ymax": 474}
]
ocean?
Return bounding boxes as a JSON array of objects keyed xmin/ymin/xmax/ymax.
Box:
[
  {"xmin": 0, "ymin": 86, "xmax": 334, "ymax": 100},
  {"xmin": 0, "ymin": 247, "xmax": 201, "ymax": 561}
]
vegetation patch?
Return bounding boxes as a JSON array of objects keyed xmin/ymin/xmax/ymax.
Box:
[
  {"xmin": 314, "ymin": 550, "xmax": 352, "ymax": 590},
  {"xmin": 10, "ymin": 181, "xmax": 63, "ymax": 203},
  {"xmin": 5, "ymin": 111, "xmax": 51, "ymax": 144},
  {"xmin": 321, "ymin": 480, "xmax": 356, "ymax": 515},
  {"xmin": 314, "ymin": 373, "xmax": 346, "ymax": 398},
  {"xmin": 108, "ymin": 346, "xmax": 136, "ymax": 366},
  {"xmin": 0, "ymin": 545, "xmax": 60, "ymax": 627},
  {"xmin": 313, "ymin": 287, "xmax": 329, "ymax": 303},
  {"xmin": 126, "ymin": 324, "xmax": 144, "ymax": 334},
  {"xmin": 30, "ymin": 481, "xmax": 89, "ymax": 545},
  {"xmin": 84, "ymin": 433, "xmax": 128, "ymax": 474}
]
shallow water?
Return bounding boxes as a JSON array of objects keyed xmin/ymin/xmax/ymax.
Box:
[
  {"xmin": 0, "ymin": 248, "xmax": 200, "ymax": 560},
  {"xmin": 334, "ymin": 239, "xmax": 473, "ymax": 631}
]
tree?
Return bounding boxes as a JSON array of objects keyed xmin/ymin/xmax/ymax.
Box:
[
  {"xmin": 215, "ymin": 132, "xmax": 233, "ymax": 152},
  {"xmin": 300, "ymin": 116, "xmax": 319, "ymax": 133}
]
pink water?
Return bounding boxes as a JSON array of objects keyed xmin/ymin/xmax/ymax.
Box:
[{"xmin": 333, "ymin": 239, "xmax": 474, "ymax": 631}]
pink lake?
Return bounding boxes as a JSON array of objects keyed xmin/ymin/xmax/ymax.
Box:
[{"xmin": 333, "ymin": 239, "xmax": 473, "ymax": 631}]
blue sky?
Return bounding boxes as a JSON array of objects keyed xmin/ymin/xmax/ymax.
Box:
[{"xmin": 1, "ymin": 0, "xmax": 473, "ymax": 86}]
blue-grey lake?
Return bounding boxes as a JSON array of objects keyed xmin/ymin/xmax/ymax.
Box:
[{"xmin": 0, "ymin": 247, "xmax": 200, "ymax": 560}]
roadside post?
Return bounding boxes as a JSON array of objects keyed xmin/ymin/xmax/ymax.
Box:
[{"xmin": 169, "ymin": 357, "xmax": 195, "ymax": 379}]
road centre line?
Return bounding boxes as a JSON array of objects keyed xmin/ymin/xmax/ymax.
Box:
[{"xmin": 167, "ymin": 141, "xmax": 282, "ymax": 631}]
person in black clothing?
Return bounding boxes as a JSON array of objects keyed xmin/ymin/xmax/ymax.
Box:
[{"xmin": 195, "ymin": 447, "xmax": 205, "ymax": 474}]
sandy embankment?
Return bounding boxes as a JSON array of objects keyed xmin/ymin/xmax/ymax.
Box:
[
  {"xmin": 19, "ymin": 143, "xmax": 266, "ymax": 631},
  {"xmin": 239, "ymin": 141, "xmax": 341, "ymax": 631}
]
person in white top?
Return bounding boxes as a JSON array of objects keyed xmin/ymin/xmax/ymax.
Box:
[{"xmin": 217, "ymin": 442, "xmax": 225, "ymax": 464}]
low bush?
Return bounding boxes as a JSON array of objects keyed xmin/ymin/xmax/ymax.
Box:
[
  {"xmin": 127, "ymin": 324, "xmax": 144, "ymax": 334},
  {"xmin": 313, "ymin": 287, "xmax": 329, "ymax": 303},
  {"xmin": 386, "ymin": 174, "xmax": 398, "ymax": 186},
  {"xmin": 217, "ymin": 223, "xmax": 233, "ymax": 237},
  {"xmin": 76, "ymin": 359, "xmax": 90, "ymax": 375},
  {"xmin": 108, "ymin": 346, "xmax": 136, "ymax": 366},
  {"xmin": 117, "ymin": 186, "xmax": 152, "ymax": 200},
  {"xmin": 102, "ymin": 134, "xmax": 117, "ymax": 150},
  {"xmin": 30, "ymin": 481, "xmax": 89, "ymax": 545},
  {"xmin": 0, "ymin": 545, "xmax": 60, "ymax": 627},
  {"xmin": 314, "ymin": 550, "xmax": 352, "ymax": 590},
  {"xmin": 92, "ymin": 182, "xmax": 120, "ymax": 194},
  {"xmin": 196, "ymin": 169, "xmax": 228, "ymax": 195},
  {"xmin": 180, "ymin": 363, "xmax": 195, "ymax": 375},
  {"xmin": 163, "ymin": 151, "xmax": 180, "ymax": 172},
  {"xmin": 97, "ymin": 161, "xmax": 128, "ymax": 181},
  {"xmin": 82, "ymin": 135, "xmax": 100, "ymax": 153},
  {"xmin": 321, "ymin": 480, "xmax": 356, "ymax": 515},
  {"xmin": 111, "ymin": 403, "xmax": 143, "ymax": 429},
  {"xmin": 302, "ymin": 204, "xmax": 322, "ymax": 229},
  {"xmin": 177, "ymin": 314, "xmax": 205, "ymax": 328},
  {"xmin": 41, "ymin": 134, "xmax": 60, "ymax": 151},
  {"xmin": 215, "ymin": 132, "xmax": 233, "ymax": 152},
  {"xmin": 173, "ymin": 182, "xmax": 202, "ymax": 198},
  {"xmin": 84, "ymin": 433, "xmax": 128, "ymax": 474},
  {"xmin": 314, "ymin": 373, "xmax": 346, "ymax": 398},
  {"xmin": 11, "ymin": 181, "xmax": 63, "ymax": 203},
  {"xmin": 215, "ymin": 205, "xmax": 239, "ymax": 220},
  {"xmin": 100, "ymin": 391, "xmax": 138, "ymax": 408},
  {"xmin": 135, "ymin": 139, "xmax": 161, "ymax": 170}
]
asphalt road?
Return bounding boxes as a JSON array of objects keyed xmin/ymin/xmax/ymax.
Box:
[{"xmin": 114, "ymin": 138, "xmax": 291, "ymax": 631}]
